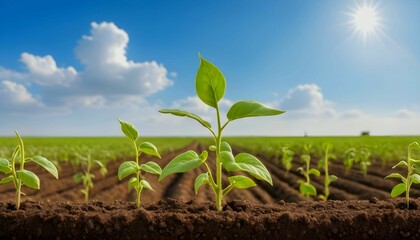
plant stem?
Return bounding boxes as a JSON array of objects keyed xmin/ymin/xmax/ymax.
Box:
[
  {"xmin": 16, "ymin": 131, "xmax": 25, "ymax": 210},
  {"xmin": 406, "ymin": 145, "xmax": 413, "ymax": 209},
  {"xmin": 85, "ymin": 184, "xmax": 89, "ymax": 202},
  {"xmin": 215, "ymin": 106, "xmax": 223, "ymax": 211},
  {"xmin": 85, "ymin": 155, "xmax": 92, "ymax": 202},
  {"xmin": 133, "ymin": 140, "xmax": 141, "ymax": 208},
  {"xmin": 324, "ymin": 145, "xmax": 330, "ymax": 201},
  {"xmin": 305, "ymin": 159, "xmax": 310, "ymax": 200}
]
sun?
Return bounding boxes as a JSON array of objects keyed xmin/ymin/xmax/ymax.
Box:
[{"xmin": 349, "ymin": 3, "xmax": 382, "ymax": 41}]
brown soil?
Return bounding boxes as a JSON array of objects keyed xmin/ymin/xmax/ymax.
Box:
[
  {"xmin": 0, "ymin": 198, "xmax": 419, "ymax": 240},
  {"xmin": 1, "ymin": 142, "xmax": 420, "ymax": 239}
]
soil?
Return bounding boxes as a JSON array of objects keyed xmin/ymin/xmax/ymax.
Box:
[
  {"xmin": 0, "ymin": 198, "xmax": 419, "ymax": 240},
  {"xmin": 1, "ymin": 142, "xmax": 420, "ymax": 239}
]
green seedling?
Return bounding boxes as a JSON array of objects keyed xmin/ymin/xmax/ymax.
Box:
[
  {"xmin": 159, "ymin": 54, "xmax": 284, "ymax": 211},
  {"xmin": 357, "ymin": 147, "xmax": 371, "ymax": 176},
  {"xmin": 318, "ymin": 143, "xmax": 337, "ymax": 201},
  {"xmin": 73, "ymin": 153, "xmax": 107, "ymax": 202},
  {"xmin": 117, "ymin": 120, "xmax": 162, "ymax": 208},
  {"xmin": 343, "ymin": 147, "xmax": 371, "ymax": 176},
  {"xmin": 281, "ymin": 147, "xmax": 294, "ymax": 173},
  {"xmin": 297, "ymin": 144, "xmax": 320, "ymax": 199},
  {"xmin": 0, "ymin": 131, "xmax": 58, "ymax": 209},
  {"xmin": 385, "ymin": 142, "xmax": 420, "ymax": 208},
  {"xmin": 343, "ymin": 147, "xmax": 356, "ymax": 174}
]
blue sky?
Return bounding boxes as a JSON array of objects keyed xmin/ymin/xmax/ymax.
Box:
[{"xmin": 0, "ymin": 0, "xmax": 419, "ymax": 136}]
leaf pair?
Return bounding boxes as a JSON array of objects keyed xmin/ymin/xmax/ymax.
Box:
[
  {"xmin": 0, "ymin": 155, "xmax": 58, "ymax": 189},
  {"xmin": 118, "ymin": 161, "xmax": 162, "ymax": 180}
]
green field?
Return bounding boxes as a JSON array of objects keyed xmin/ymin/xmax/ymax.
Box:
[{"xmin": 1, "ymin": 136, "xmax": 418, "ymax": 164}]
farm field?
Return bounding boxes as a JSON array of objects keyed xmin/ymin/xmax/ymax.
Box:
[
  {"xmin": 1, "ymin": 136, "xmax": 420, "ymax": 239},
  {"xmin": 0, "ymin": 136, "xmax": 419, "ymax": 203}
]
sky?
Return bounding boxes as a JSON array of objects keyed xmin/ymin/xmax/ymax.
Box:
[{"xmin": 0, "ymin": 0, "xmax": 419, "ymax": 136}]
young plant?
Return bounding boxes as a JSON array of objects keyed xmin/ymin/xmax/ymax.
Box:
[
  {"xmin": 356, "ymin": 147, "xmax": 371, "ymax": 176},
  {"xmin": 73, "ymin": 153, "xmax": 107, "ymax": 202},
  {"xmin": 297, "ymin": 144, "xmax": 320, "ymax": 199},
  {"xmin": 343, "ymin": 147, "xmax": 356, "ymax": 174},
  {"xmin": 117, "ymin": 120, "xmax": 162, "ymax": 208},
  {"xmin": 159, "ymin": 54, "xmax": 284, "ymax": 211},
  {"xmin": 281, "ymin": 147, "xmax": 294, "ymax": 173},
  {"xmin": 318, "ymin": 143, "xmax": 337, "ymax": 201},
  {"xmin": 385, "ymin": 142, "xmax": 420, "ymax": 208},
  {"xmin": 343, "ymin": 147, "xmax": 371, "ymax": 176},
  {"xmin": 0, "ymin": 131, "xmax": 58, "ymax": 209}
]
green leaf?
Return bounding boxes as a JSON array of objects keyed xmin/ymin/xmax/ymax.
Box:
[
  {"xmin": 220, "ymin": 142, "xmax": 232, "ymax": 152},
  {"xmin": 385, "ymin": 173, "xmax": 406, "ymax": 183},
  {"xmin": 391, "ymin": 183, "xmax": 407, "ymax": 197},
  {"xmin": 392, "ymin": 160, "xmax": 408, "ymax": 169},
  {"xmin": 220, "ymin": 151, "xmax": 241, "ymax": 171},
  {"xmin": 194, "ymin": 173, "xmax": 209, "ymax": 194},
  {"xmin": 140, "ymin": 162, "xmax": 162, "ymax": 175},
  {"xmin": 0, "ymin": 175, "xmax": 14, "ymax": 184},
  {"xmin": 118, "ymin": 119, "xmax": 139, "ymax": 141},
  {"xmin": 159, "ymin": 150, "xmax": 208, "ymax": 181},
  {"xmin": 308, "ymin": 168, "xmax": 320, "ymax": 177},
  {"xmin": 317, "ymin": 158, "xmax": 326, "ymax": 168},
  {"xmin": 73, "ymin": 173, "xmax": 84, "ymax": 183},
  {"xmin": 227, "ymin": 100, "xmax": 285, "ymax": 121},
  {"xmin": 222, "ymin": 152, "xmax": 272, "ymax": 185},
  {"xmin": 330, "ymin": 175, "xmax": 338, "ymax": 182},
  {"xmin": 228, "ymin": 175, "xmax": 256, "ymax": 189},
  {"xmin": 139, "ymin": 142, "xmax": 161, "ymax": 158},
  {"xmin": 94, "ymin": 160, "xmax": 108, "ymax": 176},
  {"xmin": 195, "ymin": 54, "xmax": 226, "ymax": 108},
  {"xmin": 300, "ymin": 182, "xmax": 317, "ymax": 196},
  {"xmin": 159, "ymin": 109, "xmax": 211, "ymax": 129},
  {"xmin": 118, "ymin": 161, "xmax": 139, "ymax": 180},
  {"xmin": 410, "ymin": 174, "xmax": 420, "ymax": 184},
  {"xmin": 0, "ymin": 158, "xmax": 11, "ymax": 174},
  {"xmin": 17, "ymin": 170, "xmax": 40, "ymax": 189},
  {"xmin": 209, "ymin": 145, "xmax": 217, "ymax": 151},
  {"xmin": 300, "ymin": 154, "xmax": 310, "ymax": 163},
  {"xmin": 140, "ymin": 180, "xmax": 154, "ymax": 190},
  {"xmin": 128, "ymin": 177, "xmax": 139, "ymax": 192},
  {"xmin": 32, "ymin": 156, "xmax": 59, "ymax": 179}
]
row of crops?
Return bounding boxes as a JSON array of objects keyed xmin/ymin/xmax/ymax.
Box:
[
  {"xmin": 0, "ymin": 134, "xmax": 419, "ymax": 209},
  {"xmin": 227, "ymin": 136, "xmax": 420, "ymax": 167}
]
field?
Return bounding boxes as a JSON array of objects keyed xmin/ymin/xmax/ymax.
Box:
[
  {"xmin": 0, "ymin": 136, "xmax": 418, "ymax": 203},
  {"xmin": 1, "ymin": 136, "xmax": 419, "ymax": 239}
]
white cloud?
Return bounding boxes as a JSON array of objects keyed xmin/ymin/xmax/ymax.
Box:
[
  {"xmin": 276, "ymin": 84, "xmax": 336, "ymax": 118},
  {"xmin": 394, "ymin": 108, "xmax": 417, "ymax": 118},
  {"xmin": 74, "ymin": 21, "xmax": 172, "ymax": 97},
  {"xmin": 20, "ymin": 52, "xmax": 77, "ymax": 86},
  {"xmin": 0, "ymin": 67, "xmax": 26, "ymax": 80},
  {"xmin": 0, "ymin": 80, "xmax": 42, "ymax": 110}
]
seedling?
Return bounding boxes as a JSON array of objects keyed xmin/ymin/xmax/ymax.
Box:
[
  {"xmin": 343, "ymin": 147, "xmax": 356, "ymax": 174},
  {"xmin": 0, "ymin": 131, "xmax": 58, "ymax": 209},
  {"xmin": 343, "ymin": 147, "xmax": 371, "ymax": 176},
  {"xmin": 117, "ymin": 120, "xmax": 162, "ymax": 208},
  {"xmin": 159, "ymin": 54, "xmax": 284, "ymax": 211},
  {"xmin": 385, "ymin": 142, "xmax": 420, "ymax": 208},
  {"xmin": 281, "ymin": 147, "xmax": 294, "ymax": 173},
  {"xmin": 318, "ymin": 143, "xmax": 337, "ymax": 201},
  {"xmin": 73, "ymin": 153, "xmax": 107, "ymax": 202},
  {"xmin": 357, "ymin": 147, "xmax": 371, "ymax": 176},
  {"xmin": 297, "ymin": 144, "xmax": 320, "ymax": 199}
]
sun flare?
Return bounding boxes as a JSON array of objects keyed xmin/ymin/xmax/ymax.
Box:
[{"xmin": 349, "ymin": 3, "xmax": 382, "ymax": 41}]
